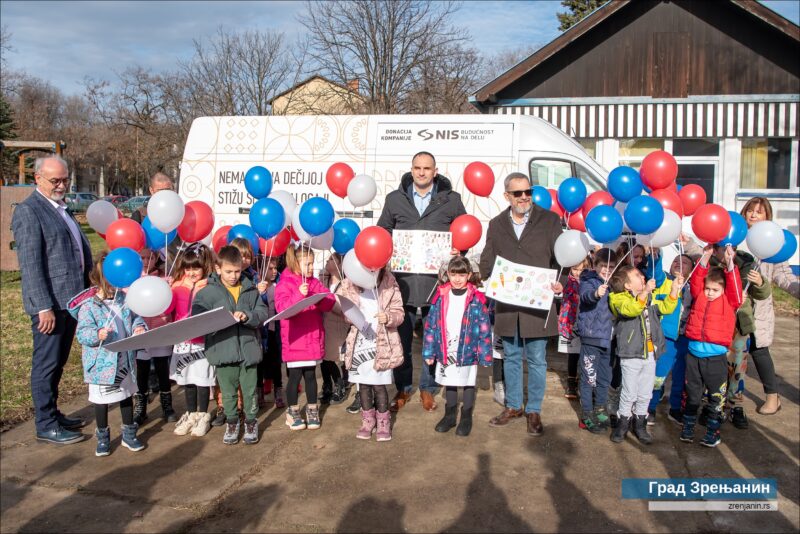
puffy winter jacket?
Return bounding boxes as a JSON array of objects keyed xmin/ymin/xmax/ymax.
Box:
[
  {"xmin": 573, "ymin": 270, "xmax": 614, "ymax": 349},
  {"xmin": 172, "ymin": 277, "xmax": 208, "ymax": 345},
  {"xmin": 684, "ymin": 262, "xmax": 742, "ymax": 347},
  {"xmin": 609, "ymin": 281, "xmax": 678, "ymax": 359},
  {"xmin": 644, "ymin": 253, "xmax": 691, "ymax": 340},
  {"xmin": 558, "ymin": 273, "xmax": 580, "ymax": 340},
  {"xmin": 274, "ymin": 270, "xmax": 336, "ymax": 363},
  {"xmin": 422, "ymin": 283, "xmax": 493, "ymax": 367}
]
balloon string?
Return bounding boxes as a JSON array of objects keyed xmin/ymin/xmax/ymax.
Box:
[
  {"xmin": 98, "ymin": 288, "xmax": 119, "ymax": 350},
  {"xmin": 166, "ymin": 243, "xmax": 185, "ymax": 280},
  {"xmin": 743, "ymin": 259, "xmax": 760, "ymax": 295},
  {"xmin": 649, "ymin": 247, "xmax": 656, "ymax": 281},
  {"xmin": 373, "ymin": 277, "xmax": 391, "ymax": 349},
  {"xmin": 605, "ymin": 249, "xmax": 632, "ymax": 282},
  {"xmin": 543, "ymin": 265, "xmax": 564, "ymax": 329}
]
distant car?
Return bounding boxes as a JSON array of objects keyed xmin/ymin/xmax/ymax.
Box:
[
  {"xmin": 64, "ymin": 192, "xmax": 99, "ymax": 212},
  {"xmin": 101, "ymin": 195, "xmax": 129, "ymax": 206},
  {"xmin": 118, "ymin": 195, "xmax": 150, "ymax": 216}
]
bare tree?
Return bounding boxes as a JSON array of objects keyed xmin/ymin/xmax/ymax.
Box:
[
  {"xmin": 403, "ymin": 42, "xmax": 483, "ymax": 114},
  {"xmin": 477, "ymin": 44, "xmax": 542, "ymax": 88},
  {"xmin": 299, "ymin": 0, "xmax": 469, "ymax": 114}
]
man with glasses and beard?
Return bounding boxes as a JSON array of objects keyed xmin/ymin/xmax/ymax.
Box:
[
  {"xmin": 12, "ymin": 156, "xmax": 93, "ymax": 444},
  {"xmin": 479, "ymin": 172, "xmax": 563, "ymax": 436}
]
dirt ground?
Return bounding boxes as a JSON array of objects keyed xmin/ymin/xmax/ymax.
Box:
[{"xmin": 1, "ymin": 315, "xmax": 798, "ymax": 533}]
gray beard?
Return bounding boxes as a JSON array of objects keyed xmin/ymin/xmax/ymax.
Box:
[{"xmin": 511, "ymin": 204, "xmax": 531, "ymax": 216}]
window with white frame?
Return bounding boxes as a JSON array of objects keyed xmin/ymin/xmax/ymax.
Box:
[{"xmin": 740, "ymin": 138, "xmax": 795, "ymax": 190}]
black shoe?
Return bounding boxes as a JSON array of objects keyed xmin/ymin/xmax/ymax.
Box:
[
  {"xmin": 667, "ymin": 409, "xmax": 684, "ymax": 426},
  {"xmin": 730, "ymin": 407, "xmax": 749, "ymax": 429},
  {"xmin": 610, "ymin": 415, "xmax": 630, "ymax": 443},
  {"xmin": 36, "ymin": 426, "xmax": 84, "ymax": 445},
  {"xmin": 211, "ymin": 409, "xmax": 227, "ymax": 427},
  {"xmin": 319, "ymin": 385, "xmax": 333, "ymax": 405},
  {"xmin": 346, "ymin": 392, "xmax": 362, "ymax": 414},
  {"xmin": 330, "ymin": 379, "xmax": 348, "ymax": 404},
  {"xmin": 435, "ymin": 405, "xmax": 458, "ymax": 433},
  {"xmin": 56, "ymin": 413, "xmax": 86, "ymax": 430},
  {"xmin": 455, "ymin": 407, "xmax": 473, "ymax": 436},
  {"xmin": 160, "ymin": 392, "xmax": 177, "ymax": 423},
  {"xmin": 133, "ymin": 393, "xmax": 148, "ymax": 426},
  {"xmin": 631, "ymin": 414, "xmax": 653, "ymax": 445}
]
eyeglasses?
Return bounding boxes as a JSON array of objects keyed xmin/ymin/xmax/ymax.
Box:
[
  {"xmin": 46, "ymin": 177, "xmax": 71, "ymax": 186},
  {"xmin": 506, "ymin": 189, "xmax": 532, "ymax": 198}
]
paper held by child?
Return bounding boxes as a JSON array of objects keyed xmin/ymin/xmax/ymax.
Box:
[
  {"xmin": 486, "ymin": 256, "xmax": 558, "ymax": 310},
  {"xmin": 105, "ymin": 307, "xmax": 238, "ymax": 352},
  {"xmin": 390, "ymin": 230, "xmax": 452, "ymax": 274},
  {"xmin": 336, "ymin": 295, "xmax": 369, "ymax": 333},
  {"xmin": 265, "ymin": 293, "xmax": 328, "ymax": 324}
]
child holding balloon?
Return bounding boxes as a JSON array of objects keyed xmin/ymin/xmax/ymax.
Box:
[
  {"xmin": 558, "ymin": 256, "xmax": 592, "ymax": 399},
  {"xmin": 69, "ymin": 251, "xmax": 147, "ymax": 456},
  {"xmin": 170, "ymin": 244, "xmax": 217, "ymax": 437},
  {"xmin": 274, "ymin": 245, "xmax": 336, "ymax": 430}
]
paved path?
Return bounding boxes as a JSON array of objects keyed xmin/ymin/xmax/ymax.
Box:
[{"xmin": 2, "ymin": 316, "xmax": 798, "ymax": 533}]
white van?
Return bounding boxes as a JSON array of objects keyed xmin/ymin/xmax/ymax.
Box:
[{"xmin": 178, "ymin": 115, "xmax": 608, "ymax": 238}]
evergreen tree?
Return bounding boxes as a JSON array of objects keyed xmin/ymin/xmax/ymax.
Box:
[
  {"xmin": 557, "ymin": 0, "xmax": 606, "ymax": 31},
  {"xmin": 0, "ymin": 93, "xmax": 18, "ymax": 183}
]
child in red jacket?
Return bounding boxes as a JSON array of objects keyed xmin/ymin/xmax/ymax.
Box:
[{"xmin": 680, "ymin": 244, "xmax": 742, "ymax": 448}]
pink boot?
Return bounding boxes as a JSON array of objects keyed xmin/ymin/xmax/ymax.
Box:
[
  {"xmin": 356, "ymin": 409, "xmax": 376, "ymax": 440},
  {"xmin": 376, "ymin": 410, "xmax": 392, "ymax": 442}
]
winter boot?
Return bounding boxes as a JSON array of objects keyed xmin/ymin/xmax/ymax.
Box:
[
  {"xmin": 492, "ymin": 381, "xmax": 506, "ymax": 406},
  {"xmin": 564, "ymin": 377, "xmax": 579, "ymax": 399},
  {"xmin": 376, "ymin": 410, "xmax": 392, "ymax": 441},
  {"xmin": 319, "ymin": 383, "xmax": 333, "ymax": 405},
  {"xmin": 121, "ymin": 423, "xmax": 145, "ymax": 452},
  {"xmin": 606, "ymin": 387, "xmax": 620, "ymax": 427},
  {"xmin": 455, "ymin": 406, "xmax": 474, "ymax": 437},
  {"xmin": 580, "ymin": 411, "xmax": 604, "ymax": 434},
  {"xmin": 730, "ymin": 406, "xmax": 749, "ymax": 429},
  {"xmin": 435, "ymin": 404, "xmax": 458, "ymax": 433},
  {"xmin": 95, "ymin": 427, "xmax": 111, "ymax": 457},
  {"xmin": 285, "ymin": 406, "xmax": 306, "ymax": 430},
  {"xmin": 680, "ymin": 414, "xmax": 697, "ymax": 443},
  {"xmin": 610, "ymin": 415, "xmax": 630, "ymax": 443},
  {"xmin": 631, "ymin": 414, "xmax": 653, "ymax": 445},
  {"xmin": 306, "ymin": 404, "xmax": 321, "ymax": 430},
  {"xmin": 160, "ymin": 391, "xmax": 177, "ymax": 423},
  {"xmin": 356, "ymin": 408, "xmax": 377, "ymax": 439},
  {"xmin": 133, "ymin": 393, "xmax": 148, "ymax": 426},
  {"xmin": 330, "ymin": 378, "xmax": 348, "ymax": 404},
  {"xmin": 700, "ymin": 414, "xmax": 722, "ymax": 447}
]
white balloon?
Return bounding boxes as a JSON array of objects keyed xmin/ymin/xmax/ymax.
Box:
[
  {"xmin": 347, "ymin": 174, "xmax": 377, "ymax": 208},
  {"xmin": 746, "ymin": 221, "xmax": 785, "ymax": 259},
  {"xmin": 291, "ymin": 202, "xmax": 312, "ymax": 243},
  {"xmin": 199, "ymin": 231, "xmax": 213, "ymax": 248},
  {"xmin": 148, "ymin": 190, "xmax": 185, "ymax": 233},
  {"xmin": 614, "ymin": 202, "xmax": 631, "ymax": 232},
  {"xmin": 86, "ymin": 200, "xmax": 119, "ymax": 234},
  {"xmin": 647, "ymin": 210, "xmax": 682, "ymax": 248},
  {"xmin": 309, "ymin": 227, "xmax": 334, "ymax": 251},
  {"xmin": 554, "ymin": 230, "xmax": 591, "ymax": 268},
  {"xmin": 342, "ymin": 249, "xmax": 378, "ymax": 289},
  {"xmin": 125, "ymin": 276, "xmax": 173, "ymax": 317},
  {"xmin": 269, "ymin": 190, "xmax": 297, "ymax": 227}
]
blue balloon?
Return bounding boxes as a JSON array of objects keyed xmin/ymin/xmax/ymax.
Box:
[
  {"xmin": 718, "ymin": 211, "xmax": 748, "ymax": 247},
  {"xmin": 624, "ymin": 195, "xmax": 664, "ymax": 235},
  {"xmin": 103, "ymin": 247, "xmax": 143, "ymax": 288},
  {"xmin": 244, "ymin": 166, "xmax": 273, "ymax": 200},
  {"xmin": 332, "ymin": 218, "xmax": 361, "ymax": 255},
  {"xmin": 586, "ymin": 205, "xmax": 623, "ymax": 244},
  {"xmin": 227, "ymin": 224, "xmax": 259, "ymax": 253},
  {"xmin": 299, "ymin": 197, "xmax": 335, "ymax": 236},
  {"xmin": 557, "ymin": 178, "xmax": 587, "ymax": 213},
  {"xmin": 607, "ymin": 166, "xmax": 643, "ymax": 202},
  {"xmin": 142, "ymin": 216, "xmax": 177, "ymax": 251},
  {"xmin": 531, "ymin": 185, "xmax": 552, "ymax": 210},
  {"xmin": 249, "ymin": 198, "xmax": 285, "ymax": 240},
  {"xmin": 764, "ymin": 229, "xmax": 798, "ymax": 264}
]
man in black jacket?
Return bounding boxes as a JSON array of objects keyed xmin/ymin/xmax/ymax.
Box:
[{"xmin": 377, "ymin": 152, "xmax": 466, "ymax": 412}]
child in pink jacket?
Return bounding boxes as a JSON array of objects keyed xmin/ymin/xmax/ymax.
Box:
[{"xmin": 274, "ymin": 245, "xmax": 335, "ymax": 430}]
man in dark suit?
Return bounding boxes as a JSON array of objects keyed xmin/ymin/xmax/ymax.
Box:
[
  {"xmin": 12, "ymin": 156, "xmax": 93, "ymax": 444},
  {"xmin": 479, "ymin": 172, "xmax": 563, "ymax": 436}
]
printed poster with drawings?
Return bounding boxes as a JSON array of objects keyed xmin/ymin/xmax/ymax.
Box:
[
  {"xmin": 486, "ymin": 256, "xmax": 558, "ymax": 310},
  {"xmin": 390, "ymin": 230, "xmax": 452, "ymax": 274}
]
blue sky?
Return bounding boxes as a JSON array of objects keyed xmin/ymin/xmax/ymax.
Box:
[{"xmin": 1, "ymin": 0, "xmax": 798, "ymax": 96}]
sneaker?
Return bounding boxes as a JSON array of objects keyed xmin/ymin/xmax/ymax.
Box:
[
  {"xmin": 346, "ymin": 392, "xmax": 362, "ymax": 414},
  {"xmin": 579, "ymin": 412, "xmax": 604, "ymax": 434},
  {"xmin": 191, "ymin": 413, "xmax": 212, "ymax": 437},
  {"xmin": 667, "ymin": 409, "xmax": 684, "ymax": 426},
  {"xmin": 646, "ymin": 411, "xmax": 656, "ymax": 426},
  {"xmin": 211, "ymin": 409, "xmax": 227, "ymax": 427},
  {"xmin": 174, "ymin": 412, "xmax": 198, "ymax": 436},
  {"xmin": 223, "ymin": 419, "xmax": 240, "ymax": 445},
  {"xmin": 285, "ymin": 406, "xmax": 306, "ymax": 430},
  {"xmin": 243, "ymin": 419, "xmax": 259, "ymax": 444},
  {"xmin": 306, "ymin": 404, "xmax": 321, "ymax": 430},
  {"xmin": 274, "ymin": 387, "xmax": 286, "ymax": 409},
  {"xmin": 594, "ymin": 407, "xmax": 610, "ymax": 430}
]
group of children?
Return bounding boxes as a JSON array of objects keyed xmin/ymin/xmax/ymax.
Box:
[
  {"xmin": 71, "ymin": 232, "xmax": 496, "ymax": 456},
  {"xmin": 558, "ymin": 239, "xmax": 771, "ymax": 448}
]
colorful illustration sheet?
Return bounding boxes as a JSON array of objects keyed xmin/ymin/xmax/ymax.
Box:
[
  {"xmin": 390, "ymin": 230, "xmax": 452, "ymax": 274},
  {"xmin": 266, "ymin": 293, "xmax": 328, "ymax": 323},
  {"xmin": 486, "ymin": 256, "xmax": 558, "ymax": 310}
]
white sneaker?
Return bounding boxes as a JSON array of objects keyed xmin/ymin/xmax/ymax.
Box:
[
  {"xmin": 191, "ymin": 412, "xmax": 212, "ymax": 437},
  {"xmin": 174, "ymin": 412, "xmax": 198, "ymax": 435}
]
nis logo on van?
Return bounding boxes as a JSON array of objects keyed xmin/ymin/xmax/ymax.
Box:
[{"xmin": 417, "ymin": 129, "xmax": 459, "ymax": 141}]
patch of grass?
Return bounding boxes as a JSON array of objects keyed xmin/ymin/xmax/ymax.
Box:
[{"xmin": 773, "ymin": 286, "xmax": 800, "ymax": 315}]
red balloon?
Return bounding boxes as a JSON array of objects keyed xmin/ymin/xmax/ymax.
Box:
[
  {"xmin": 288, "ymin": 225, "xmax": 300, "ymax": 242},
  {"xmin": 692, "ymin": 204, "xmax": 732, "ymax": 244},
  {"xmin": 450, "ymin": 214, "xmax": 482, "ymax": 251},
  {"xmin": 105, "ymin": 219, "xmax": 146, "ymax": 251},
  {"xmin": 678, "ymin": 184, "xmax": 706, "ymax": 216},
  {"xmin": 116, "ymin": 209, "xmax": 124, "ymax": 219},
  {"xmin": 581, "ymin": 191, "xmax": 614, "ymax": 219},
  {"xmin": 354, "ymin": 226, "xmax": 393, "ymax": 270},
  {"xmin": 566, "ymin": 209, "xmax": 586, "ymax": 232},
  {"xmin": 640, "ymin": 150, "xmax": 678, "ymax": 190},
  {"xmin": 98, "ymin": 232, "xmax": 106, "ymax": 239},
  {"xmin": 212, "ymin": 225, "xmax": 232, "ymax": 253},
  {"xmin": 650, "ymin": 188, "xmax": 684, "ymax": 218},
  {"xmin": 548, "ymin": 189, "xmax": 565, "ymax": 217},
  {"xmin": 326, "ymin": 162, "xmax": 355, "ymax": 199},
  {"xmin": 259, "ymin": 228, "xmax": 291, "ymax": 257},
  {"xmin": 178, "ymin": 201, "xmax": 215, "ymax": 243},
  {"xmin": 463, "ymin": 161, "xmax": 495, "ymax": 197}
]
